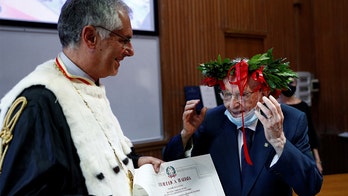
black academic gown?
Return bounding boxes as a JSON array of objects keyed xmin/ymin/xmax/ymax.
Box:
[{"xmin": 0, "ymin": 85, "xmax": 139, "ymax": 195}]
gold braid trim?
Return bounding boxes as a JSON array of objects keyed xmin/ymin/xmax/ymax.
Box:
[{"xmin": 0, "ymin": 96, "xmax": 27, "ymax": 174}]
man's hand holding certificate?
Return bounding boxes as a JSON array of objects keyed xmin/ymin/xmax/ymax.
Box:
[{"xmin": 133, "ymin": 154, "xmax": 225, "ymax": 196}]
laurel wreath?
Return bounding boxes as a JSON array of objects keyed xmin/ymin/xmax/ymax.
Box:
[{"xmin": 198, "ymin": 48, "xmax": 297, "ymax": 92}]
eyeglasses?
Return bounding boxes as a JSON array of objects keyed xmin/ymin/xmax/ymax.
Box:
[
  {"xmin": 95, "ymin": 26, "xmax": 131, "ymax": 48},
  {"xmin": 219, "ymin": 91, "xmax": 256, "ymax": 101}
]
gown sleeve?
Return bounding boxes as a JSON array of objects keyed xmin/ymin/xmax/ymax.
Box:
[{"xmin": 0, "ymin": 85, "xmax": 87, "ymax": 195}]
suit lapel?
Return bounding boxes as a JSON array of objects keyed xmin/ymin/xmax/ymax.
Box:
[{"xmin": 219, "ymin": 118, "xmax": 243, "ymax": 195}]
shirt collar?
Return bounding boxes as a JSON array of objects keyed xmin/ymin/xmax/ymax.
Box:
[
  {"xmin": 237, "ymin": 119, "xmax": 258, "ymax": 131},
  {"xmin": 58, "ymin": 52, "xmax": 96, "ymax": 83}
]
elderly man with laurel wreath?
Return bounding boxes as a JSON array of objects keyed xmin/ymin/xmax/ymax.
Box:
[{"xmin": 163, "ymin": 49, "xmax": 323, "ymax": 196}]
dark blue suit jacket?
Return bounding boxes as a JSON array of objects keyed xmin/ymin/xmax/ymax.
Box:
[{"xmin": 163, "ymin": 104, "xmax": 322, "ymax": 196}]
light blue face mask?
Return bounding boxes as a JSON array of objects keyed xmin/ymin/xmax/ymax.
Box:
[{"xmin": 224, "ymin": 107, "xmax": 258, "ymax": 128}]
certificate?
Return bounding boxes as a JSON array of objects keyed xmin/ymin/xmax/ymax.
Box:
[{"xmin": 133, "ymin": 154, "xmax": 225, "ymax": 196}]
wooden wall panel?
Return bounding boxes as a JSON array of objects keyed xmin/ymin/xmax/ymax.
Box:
[
  {"xmin": 294, "ymin": 0, "xmax": 316, "ymax": 72},
  {"xmin": 220, "ymin": 0, "xmax": 267, "ymax": 32},
  {"xmin": 312, "ymin": 0, "xmax": 348, "ymax": 135},
  {"xmin": 159, "ymin": 0, "xmax": 225, "ymax": 144},
  {"xmin": 263, "ymin": 0, "xmax": 298, "ymax": 67},
  {"xmin": 310, "ymin": 0, "xmax": 348, "ymax": 174},
  {"xmin": 224, "ymin": 32, "xmax": 265, "ymax": 59}
]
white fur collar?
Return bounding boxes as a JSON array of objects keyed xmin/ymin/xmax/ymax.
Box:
[{"xmin": 0, "ymin": 60, "xmax": 134, "ymax": 195}]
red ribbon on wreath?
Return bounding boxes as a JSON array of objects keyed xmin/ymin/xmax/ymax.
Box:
[{"xmin": 227, "ymin": 60, "xmax": 253, "ymax": 165}]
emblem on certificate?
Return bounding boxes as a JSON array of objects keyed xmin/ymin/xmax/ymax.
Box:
[{"xmin": 165, "ymin": 166, "xmax": 177, "ymax": 178}]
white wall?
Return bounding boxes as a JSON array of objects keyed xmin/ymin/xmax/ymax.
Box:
[{"xmin": 0, "ymin": 26, "xmax": 163, "ymax": 143}]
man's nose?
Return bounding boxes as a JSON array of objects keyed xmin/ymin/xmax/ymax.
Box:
[{"xmin": 123, "ymin": 43, "xmax": 134, "ymax": 56}]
